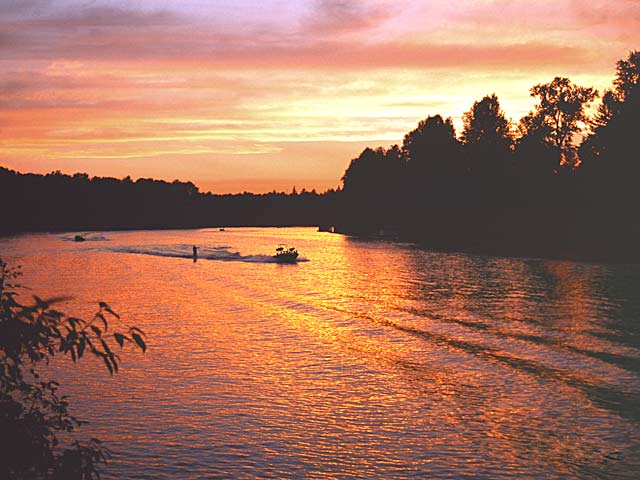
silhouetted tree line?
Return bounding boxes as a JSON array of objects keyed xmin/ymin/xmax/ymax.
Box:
[
  {"xmin": 1, "ymin": 51, "xmax": 638, "ymax": 261},
  {"xmin": 337, "ymin": 51, "xmax": 640, "ymax": 262},
  {"xmin": 0, "ymin": 169, "xmax": 340, "ymax": 234}
]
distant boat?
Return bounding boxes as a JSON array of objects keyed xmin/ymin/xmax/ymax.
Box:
[
  {"xmin": 219, "ymin": 228, "xmax": 225, "ymax": 231},
  {"xmin": 274, "ymin": 245, "xmax": 299, "ymax": 263},
  {"xmin": 74, "ymin": 235, "xmax": 86, "ymax": 242}
]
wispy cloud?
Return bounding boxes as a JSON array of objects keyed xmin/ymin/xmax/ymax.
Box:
[
  {"xmin": 569, "ymin": 0, "xmax": 640, "ymax": 41},
  {"xmin": 0, "ymin": 0, "xmax": 637, "ymax": 192},
  {"xmin": 302, "ymin": 0, "xmax": 395, "ymax": 35}
]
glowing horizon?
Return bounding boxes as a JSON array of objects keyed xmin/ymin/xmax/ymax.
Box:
[{"xmin": 1, "ymin": 0, "xmax": 638, "ymax": 193}]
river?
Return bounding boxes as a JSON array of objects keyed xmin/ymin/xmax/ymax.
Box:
[{"xmin": 2, "ymin": 227, "xmax": 640, "ymax": 479}]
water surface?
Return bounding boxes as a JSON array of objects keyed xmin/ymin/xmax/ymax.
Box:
[{"xmin": 2, "ymin": 227, "xmax": 640, "ymax": 478}]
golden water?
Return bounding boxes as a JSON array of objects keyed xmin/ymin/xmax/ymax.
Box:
[{"xmin": 3, "ymin": 227, "xmax": 640, "ymax": 478}]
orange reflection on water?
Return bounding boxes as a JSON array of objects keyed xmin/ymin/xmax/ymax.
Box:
[
  {"xmin": 2, "ymin": 228, "xmax": 639, "ymax": 479},
  {"xmin": 544, "ymin": 260, "xmax": 602, "ymax": 329}
]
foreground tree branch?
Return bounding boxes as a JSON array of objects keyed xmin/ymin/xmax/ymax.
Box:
[{"xmin": 0, "ymin": 258, "xmax": 147, "ymax": 480}]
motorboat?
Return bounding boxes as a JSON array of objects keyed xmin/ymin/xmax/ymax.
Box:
[
  {"xmin": 274, "ymin": 245, "xmax": 299, "ymax": 263},
  {"xmin": 74, "ymin": 235, "xmax": 86, "ymax": 242}
]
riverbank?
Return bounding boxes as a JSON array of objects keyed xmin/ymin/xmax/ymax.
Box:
[{"xmin": 334, "ymin": 206, "xmax": 640, "ymax": 265}]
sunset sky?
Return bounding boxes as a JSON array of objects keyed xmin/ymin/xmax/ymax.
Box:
[{"xmin": 1, "ymin": 0, "xmax": 638, "ymax": 193}]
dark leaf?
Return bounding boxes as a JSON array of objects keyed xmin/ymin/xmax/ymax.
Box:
[
  {"xmin": 129, "ymin": 326, "xmax": 146, "ymax": 337},
  {"xmin": 100, "ymin": 338, "xmax": 113, "ymax": 358},
  {"xmin": 44, "ymin": 295, "xmax": 73, "ymax": 305},
  {"xmin": 33, "ymin": 295, "xmax": 48, "ymax": 308},
  {"xmin": 101, "ymin": 355, "xmax": 114, "ymax": 375},
  {"xmin": 113, "ymin": 333, "xmax": 125, "ymax": 347},
  {"xmin": 68, "ymin": 317, "xmax": 83, "ymax": 328},
  {"xmin": 96, "ymin": 312, "xmax": 108, "ymax": 331},
  {"xmin": 131, "ymin": 333, "xmax": 146, "ymax": 352}
]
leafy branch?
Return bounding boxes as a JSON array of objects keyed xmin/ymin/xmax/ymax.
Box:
[{"xmin": 0, "ymin": 258, "xmax": 147, "ymax": 479}]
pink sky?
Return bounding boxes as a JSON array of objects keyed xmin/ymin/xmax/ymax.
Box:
[{"xmin": 1, "ymin": 0, "xmax": 638, "ymax": 193}]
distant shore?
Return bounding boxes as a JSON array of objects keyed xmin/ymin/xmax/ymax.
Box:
[
  {"xmin": 4, "ymin": 222, "xmax": 639, "ymax": 266},
  {"xmin": 334, "ymin": 206, "xmax": 640, "ymax": 265}
]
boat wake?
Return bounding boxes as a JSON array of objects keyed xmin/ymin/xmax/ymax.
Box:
[
  {"xmin": 61, "ymin": 233, "xmax": 110, "ymax": 242},
  {"xmin": 108, "ymin": 244, "xmax": 308, "ymax": 263}
]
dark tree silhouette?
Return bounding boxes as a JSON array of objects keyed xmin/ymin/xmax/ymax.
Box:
[
  {"xmin": 340, "ymin": 145, "xmax": 406, "ymax": 229},
  {"xmin": 461, "ymin": 94, "xmax": 514, "ymax": 203},
  {"xmin": 528, "ymin": 77, "xmax": 597, "ymax": 167},
  {"xmin": 461, "ymin": 94, "xmax": 513, "ymax": 156},
  {"xmin": 333, "ymin": 54, "xmax": 640, "ymax": 261},
  {"xmin": 0, "ymin": 167, "xmax": 339, "ymax": 235},
  {"xmin": 401, "ymin": 115, "xmax": 467, "ymax": 214},
  {"xmin": 580, "ymin": 50, "xmax": 640, "ymax": 194},
  {"xmin": 0, "ymin": 259, "xmax": 147, "ymax": 479},
  {"xmin": 514, "ymin": 110, "xmax": 559, "ymax": 177},
  {"xmin": 402, "ymin": 115, "xmax": 462, "ymax": 178},
  {"xmin": 2, "ymin": 49, "xmax": 639, "ymax": 262},
  {"xmin": 614, "ymin": 50, "xmax": 640, "ymax": 101},
  {"xmin": 341, "ymin": 146, "xmax": 405, "ymax": 197},
  {"xmin": 590, "ymin": 89, "xmax": 620, "ymax": 130}
]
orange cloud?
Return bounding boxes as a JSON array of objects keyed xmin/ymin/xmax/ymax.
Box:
[{"xmin": 0, "ymin": 0, "xmax": 637, "ymax": 192}]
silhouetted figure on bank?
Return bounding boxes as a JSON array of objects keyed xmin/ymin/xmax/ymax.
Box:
[{"xmin": 193, "ymin": 245, "xmax": 198, "ymax": 262}]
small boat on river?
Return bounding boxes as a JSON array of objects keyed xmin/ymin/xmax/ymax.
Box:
[
  {"xmin": 74, "ymin": 235, "xmax": 86, "ymax": 242},
  {"xmin": 274, "ymin": 245, "xmax": 299, "ymax": 263}
]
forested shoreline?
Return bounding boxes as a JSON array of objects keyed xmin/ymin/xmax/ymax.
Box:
[
  {"xmin": 0, "ymin": 167, "xmax": 339, "ymax": 233},
  {"xmin": 2, "ymin": 51, "xmax": 638, "ymax": 262},
  {"xmin": 336, "ymin": 51, "xmax": 640, "ymax": 262}
]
